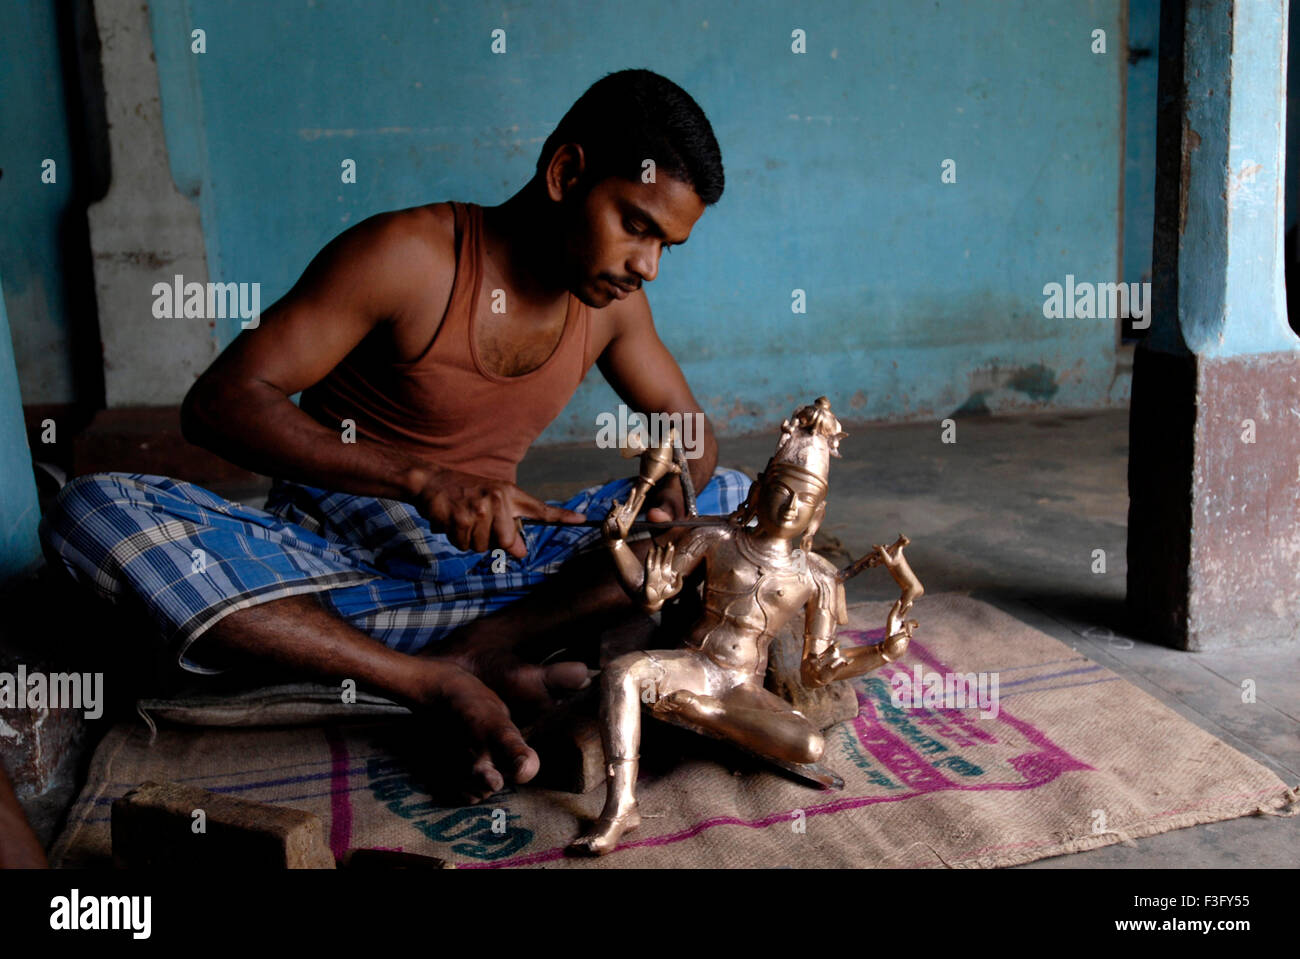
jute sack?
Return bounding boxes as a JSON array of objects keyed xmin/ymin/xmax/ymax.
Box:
[{"xmin": 52, "ymin": 593, "xmax": 1298, "ymax": 868}]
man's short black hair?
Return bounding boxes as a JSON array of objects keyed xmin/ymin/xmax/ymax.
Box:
[{"xmin": 536, "ymin": 69, "xmax": 724, "ymax": 205}]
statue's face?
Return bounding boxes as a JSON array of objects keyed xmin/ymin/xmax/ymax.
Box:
[{"xmin": 754, "ymin": 469, "xmax": 825, "ymax": 538}]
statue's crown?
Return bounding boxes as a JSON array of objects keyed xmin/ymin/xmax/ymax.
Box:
[{"xmin": 765, "ymin": 396, "xmax": 846, "ymax": 489}]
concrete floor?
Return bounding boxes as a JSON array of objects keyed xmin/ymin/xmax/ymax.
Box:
[{"xmin": 20, "ymin": 407, "xmax": 1298, "ymax": 866}]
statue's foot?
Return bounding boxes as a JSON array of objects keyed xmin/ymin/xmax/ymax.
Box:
[
  {"xmin": 653, "ymin": 688, "xmax": 723, "ymax": 723},
  {"xmin": 567, "ymin": 807, "xmax": 641, "ymax": 856}
]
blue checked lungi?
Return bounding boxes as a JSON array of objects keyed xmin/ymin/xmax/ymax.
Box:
[{"xmin": 40, "ymin": 468, "xmax": 751, "ymax": 673}]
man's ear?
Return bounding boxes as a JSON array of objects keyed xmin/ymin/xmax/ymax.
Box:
[{"xmin": 545, "ymin": 142, "xmax": 586, "ymax": 202}]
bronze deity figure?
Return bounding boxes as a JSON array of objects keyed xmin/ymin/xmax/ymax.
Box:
[{"xmin": 570, "ymin": 397, "xmax": 923, "ymax": 855}]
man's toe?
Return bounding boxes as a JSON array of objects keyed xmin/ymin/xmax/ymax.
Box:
[
  {"xmin": 497, "ymin": 734, "xmax": 539, "ymax": 784},
  {"xmin": 470, "ymin": 752, "xmax": 505, "ymax": 796},
  {"xmin": 473, "ymin": 711, "xmax": 538, "ymax": 784},
  {"xmin": 542, "ymin": 660, "xmax": 593, "ymax": 692}
]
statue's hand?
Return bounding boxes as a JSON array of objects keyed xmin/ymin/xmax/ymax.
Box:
[
  {"xmin": 602, "ymin": 498, "xmax": 635, "ymax": 542},
  {"xmin": 873, "ymin": 542, "xmax": 901, "ymax": 568},
  {"xmin": 881, "ymin": 617, "xmax": 916, "ymax": 662},
  {"xmin": 643, "ymin": 542, "xmax": 680, "ymax": 611},
  {"xmin": 822, "ymin": 643, "xmax": 849, "ymax": 670},
  {"xmin": 807, "ymin": 642, "xmax": 849, "ymax": 684}
]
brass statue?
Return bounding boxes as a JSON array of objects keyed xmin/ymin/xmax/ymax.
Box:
[{"xmin": 569, "ymin": 397, "xmax": 924, "ymax": 855}]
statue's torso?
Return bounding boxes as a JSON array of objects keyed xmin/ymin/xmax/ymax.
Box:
[{"xmin": 685, "ymin": 533, "xmax": 817, "ymax": 678}]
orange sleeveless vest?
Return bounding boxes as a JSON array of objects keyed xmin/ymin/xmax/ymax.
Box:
[{"xmin": 301, "ymin": 202, "xmax": 592, "ymax": 483}]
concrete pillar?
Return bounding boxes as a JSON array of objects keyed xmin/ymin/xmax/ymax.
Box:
[
  {"xmin": 1128, "ymin": 0, "xmax": 1300, "ymax": 649},
  {"xmin": 87, "ymin": 0, "xmax": 216, "ymax": 406}
]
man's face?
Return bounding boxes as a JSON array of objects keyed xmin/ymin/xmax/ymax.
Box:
[
  {"xmin": 557, "ymin": 170, "xmax": 706, "ymax": 308},
  {"xmin": 754, "ymin": 469, "xmax": 825, "ymax": 538}
]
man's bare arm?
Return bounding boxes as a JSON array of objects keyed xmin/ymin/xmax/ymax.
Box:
[
  {"xmin": 596, "ymin": 290, "xmax": 719, "ymax": 517},
  {"xmin": 182, "ymin": 210, "xmax": 443, "ymax": 499},
  {"xmin": 181, "ymin": 208, "xmax": 582, "ymax": 557}
]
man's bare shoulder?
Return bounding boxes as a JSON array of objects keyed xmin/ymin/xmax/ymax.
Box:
[
  {"xmin": 289, "ymin": 203, "xmax": 459, "ymax": 348},
  {"xmin": 608, "ymin": 287, "xmax": 655, "ymax": 329},
  {"xmin": 336, "ymin": 203, "xmax": 455, "ymax": 285},
  {"xmin": 590, "ymin": 287, "xmax": 653, "ymax": 362}
]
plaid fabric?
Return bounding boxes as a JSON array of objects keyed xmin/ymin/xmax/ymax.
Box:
[{"xmin": 40, "ymin": 468, "xmax": 752, "ymax": 673}]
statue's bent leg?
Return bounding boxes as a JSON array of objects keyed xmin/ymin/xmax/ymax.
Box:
[{"xmin": 658, "ymin": 681, "xmax": 825, "ymax": 765}]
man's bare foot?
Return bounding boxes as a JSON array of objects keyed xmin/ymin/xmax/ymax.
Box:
[
  {"xmin": 568, "ymin": 805, "xmax": 642, "ymax": 856},
  {"xmin": 417, "ymin": 660, "xmax": 546, "ymax": 804},
  {"xmin": 430, "ymin": 638, "xmax": 594, "ymax": 717}
]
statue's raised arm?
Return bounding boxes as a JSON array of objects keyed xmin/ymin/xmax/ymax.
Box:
[
  {"xmin": 802, "ymin": 535, "xmax": 924, "ymax": 687},
  {"xmin": 602, "ymin": 427, "xmax": 681, "ymax": 596}
]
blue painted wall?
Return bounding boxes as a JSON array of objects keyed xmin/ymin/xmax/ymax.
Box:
[
  {"xmin": 145, "ymin": 0, "xmax": 1126, "ymax": 440},
  {"xmin": 0, "ymin": 0, "xmax": 79, "ymax": 405},
  {"xmin": 1124, "ymin": 0, "xmax": 1160, "ymax": 286},
  {"xmin": 1, "ymin": 1, "xmax": 1130, "ymax": 438},
  {"xmin": 0, "ymin": 275, "xmax": 43, "ymax": 581},
  {"xmin": 1289, "ymin": 0, "xmax": 1300, "ymax": 236}
]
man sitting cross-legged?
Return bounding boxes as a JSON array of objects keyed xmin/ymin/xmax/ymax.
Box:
[{"xmin": 40, "ymin": 69, "xmax": 748, "ymax": 804}]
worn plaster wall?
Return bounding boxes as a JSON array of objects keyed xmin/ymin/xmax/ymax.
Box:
[
  {"xmin": 7, "ymin": 0, "xmax": 1139, "ymax": 439},
  {"xmin": 142, "ymin": 0, "xmax": 1127, "ymax": 440},
  {"xmin": 0, "ymin": 2, "xmax": 81, "ymax": 406}
]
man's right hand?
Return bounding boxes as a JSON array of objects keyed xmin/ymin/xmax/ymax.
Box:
[{"xmin": 411, "ymin": 467, "xmax": 586, "ymax": 559}]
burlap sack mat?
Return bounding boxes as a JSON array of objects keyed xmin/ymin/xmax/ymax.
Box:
[{"xmin": 51, "ymin": 593, "xmax": 1298, "ymax": 868}]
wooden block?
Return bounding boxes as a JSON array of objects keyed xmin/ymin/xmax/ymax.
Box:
[
  {"xmin": 0, "ymin": 648, "xmax": 88, "ymax": 798},
  {"xmin": 111, "ymin": 781, "xmax": 335, "ymax": 869},
  {"xmin": 527, "ymin": 706, "xmax": 606, "ymax": 794}
]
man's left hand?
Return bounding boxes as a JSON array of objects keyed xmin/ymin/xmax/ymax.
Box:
[{"xmin": 645, "ymin": 481, "xmax": 685, "ymax": 522}]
